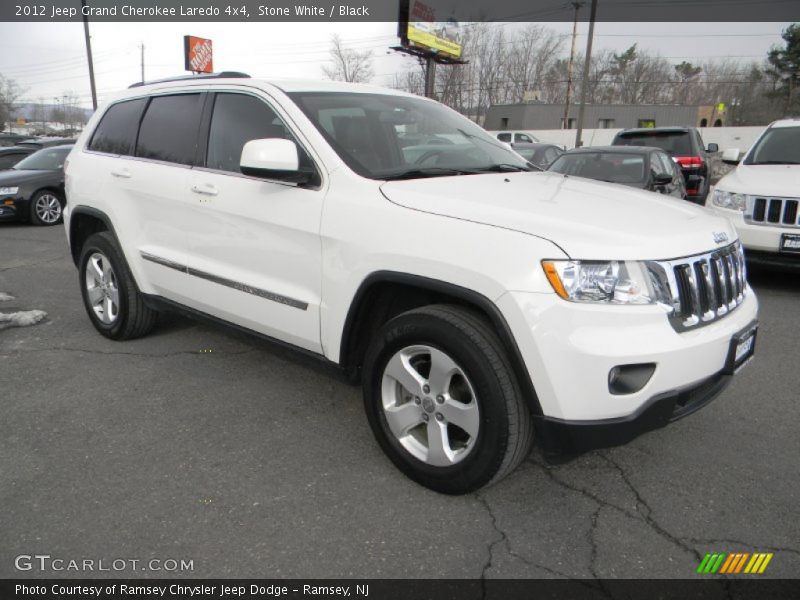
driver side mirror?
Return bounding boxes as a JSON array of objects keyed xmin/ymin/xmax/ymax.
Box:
[
  {"xmin": 240, "ymin": 138, "xmax": 316, "ymax": 185},
  {"xmin": 653, "ymin": 172, "xmax": 673, "ymax": 186},
  {"xmin": 706, "ymin": 143, "xmax": 719, "ymax": 153},
  {"xmin": 721, "ymin": 148, "xmax": 741, "ymax": 165}
]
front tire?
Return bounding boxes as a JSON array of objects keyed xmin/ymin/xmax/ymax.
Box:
[
  {"xmin": 363, "ymin": 305, "xmax": 533, "ymax": 494},
  {"xmin": 79, "ymin": 232, "xmax": 157, "ymax": 340},
  {"xmin": 29, "ymin": 190, "xmax": 63, "ymax": 226}
]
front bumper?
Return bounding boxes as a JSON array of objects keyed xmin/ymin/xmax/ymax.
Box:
[
  {"xmin": 496, "ymin": 287, "xmax": 758, "ymax": 451},
  {"xmin": 537, "ymin": 370, "xmax": 732, "ymax": 455},
  {"xmin": 0, "ymin": 199, "xmax": 20, "ymax": 220}
]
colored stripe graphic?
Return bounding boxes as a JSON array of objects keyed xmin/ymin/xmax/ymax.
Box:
[
  {"xmin": 701, "ymin": 552, "xmax": 774, "ymax": 575},
  {"xmin": 719, "ymin": 553, "xmax": 735, "ymax": 573},
  {"xmin": 758, "ymin": 554, "xmax": 773, "ymax": 573}
]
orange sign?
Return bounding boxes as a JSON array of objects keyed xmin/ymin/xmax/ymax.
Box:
[{"xmin": 184, "ymin": 35, "xmax": 213, "ymax": 73}]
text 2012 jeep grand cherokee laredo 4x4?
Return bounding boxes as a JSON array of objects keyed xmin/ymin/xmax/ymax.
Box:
[{"xmin": 64, "ymin": 74, "xmax": 758, "ymax": 494}]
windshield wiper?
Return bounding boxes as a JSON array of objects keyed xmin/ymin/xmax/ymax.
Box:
[
  {"xmin": 381, "ymin": 167, "xmax": 481, "ymax": 181},
  {"xmin": 474, "ymin": 163, "xmax": 533, "ymax": 173},
  {"xmin": 749, "ymin": 160, "xmax": 800, "ymax": 165}
]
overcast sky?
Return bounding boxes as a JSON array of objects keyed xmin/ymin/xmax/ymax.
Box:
[{"xmin": 0, "ymin": 21, "xmax": 792, "ymax": 108}]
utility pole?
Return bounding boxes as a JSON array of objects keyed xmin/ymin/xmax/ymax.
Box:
[
  {"xmin": 140, "ymin": 43, "xmax": 145, "ymax": 84},
  {"xmin": 575, "ymin": 0, "xmax": 598, "ymax": 148},
  {"xmin": 563, "ymin": 2, "xmax": 582, "ymax": 130},
  {"xmin": 81, "ymin": 0, "xmax": 98, "ymax": 110},
  {"xmin": 53, "ymin": 97, "xmax": 61, "ymax": 132}
]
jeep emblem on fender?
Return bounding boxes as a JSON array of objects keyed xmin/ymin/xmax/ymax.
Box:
[{"xmin": 713, "ymin": 232, "xmax": 729, "ymax": 244}]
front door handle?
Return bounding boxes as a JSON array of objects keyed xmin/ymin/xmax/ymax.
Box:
[
  {"xmin": 111, "ymin": 169, "xmax": 131, "ymax": 179},
  {"xmin": 191, "ymin": 184, "xmax": 218, "ymax": 196}
]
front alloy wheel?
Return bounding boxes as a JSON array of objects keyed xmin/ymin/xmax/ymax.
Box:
[
  {"xmin": 363, "ymin": 305, "xmax": 534, "ymax": 494},
  {"xmin": 31, "ymin": 192, "xmax": 63, "ymax": 225},
  {"xmin": 381, "ymin": 345, "xmax": 480, "ymax": 466}
]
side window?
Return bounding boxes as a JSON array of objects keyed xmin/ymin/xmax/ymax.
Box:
[
  {"xmin": 544, "ymin": 147, "xmax": 560, "ymax": 165},
  {"xmin": 0, "ymin": 153, "xmax": 24, "ymax": 169},
  {"xmin": 653, "ymin": 153, "xmax": 673, "ymax": 178},
  {"xmin": 136, "ymin": 94, "xmax": 204, "ymax": 165},
  {"xmin": 206, "ymin": 93, "xmax": 299, "ymax": 173},
  {"xmin": 497, "ymin": 133, "xmax": 512, "ymax": 142},
  {"xmin": 515, "ymin": 134, "xmax": 533, "ymax": 143},
  {"xmin": 88, "ymin": 98, "xmax": 146, "ymax": 155}
]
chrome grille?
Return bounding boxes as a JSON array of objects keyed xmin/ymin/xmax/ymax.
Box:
[
  {"xmin": 647, "ymin": 242, "xmax": 747, "ymax": 331},
  {"xmin": 745, "ymin": 196, "xmax": 800, "ymax": 228}
]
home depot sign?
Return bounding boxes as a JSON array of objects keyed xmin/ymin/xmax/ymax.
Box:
[{"xmin": 184, "ymin": 35, "xmax": 213, "ymax": 73}]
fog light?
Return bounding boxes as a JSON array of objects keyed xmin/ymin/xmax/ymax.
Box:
[
  {"xmin": 3, "ymin": 199, "xmax": 14, "ymax": 206},
  {"xmin": 608, "ymin": 363, "xmax": 656, "ymax": 395}
]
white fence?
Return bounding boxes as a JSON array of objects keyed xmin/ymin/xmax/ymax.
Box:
[{"xmin": 525, "ymin": 126, "xmax": 765, "ymax": 153}]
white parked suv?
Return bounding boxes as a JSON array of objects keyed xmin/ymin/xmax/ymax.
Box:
[
  {"xmin": 707, "ymin": 119, "xmax": 800, "ymax": 269},
  {"xmin": 64, "ymin": 73, "xmax": 758, "ymax": 494}
]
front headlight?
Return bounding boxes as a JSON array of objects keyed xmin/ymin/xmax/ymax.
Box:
[
  {"xmin": 0, "ymin": 186, "xmax": 19, "ymax": 196},
  {"xmin": 542, "ymin": 260, "xmax": 661, "ymax": 305},
  {"xmin": 711, "ymin": 189, "xmax": 746, "ymax": 211}
]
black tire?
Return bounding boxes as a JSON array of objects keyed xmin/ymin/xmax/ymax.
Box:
[
  {"xmin": 363, "ymin": 304, "xmax": 534, "ymax": 494},
  {"xmin": 29, "ymin": 190, "xmax": 64, "ymax": 226},
  {"xmin": 78, "ymin": 231, "xmax": 157, "ymax": 340}
]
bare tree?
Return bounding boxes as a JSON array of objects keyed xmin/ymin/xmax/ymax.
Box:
[
  {"xmin": 0, "ymin": 74, "xmax": 24, "ymax": 132},
  {"xmin": 321, "ymin": 34, "xmax": 374, "ymax": 83}
]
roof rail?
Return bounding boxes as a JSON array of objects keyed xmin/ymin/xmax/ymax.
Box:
[{"xmin": 128, "ymin": 71, "xmax": 251, "ymax": 88}]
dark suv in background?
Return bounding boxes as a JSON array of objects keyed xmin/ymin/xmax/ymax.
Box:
[{"xmin": 612, "ymin": 127, "xmax": 718, "ymax": 204}]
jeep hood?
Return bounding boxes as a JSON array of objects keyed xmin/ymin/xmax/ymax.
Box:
[
  {"xmin": 380, "ymin": 171, "xmax": 737, "ymax": 260},
  {"xmin": 714, "ymin": 163, "xmax": 800, "ymax": 197}
]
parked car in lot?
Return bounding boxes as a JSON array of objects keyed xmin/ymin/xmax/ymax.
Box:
[
  {"xmin": 0, "ymin": 145, "xmax": 72, "ymax": 225},
  {"xmin": 18, "ymin": 137, "xmax": 78, "ymax": 149},
  {"xmin": 0, "ymin": 133, "xmax": 31, "ymax": 147},
  {"xmin": 511, "ymin": 142, "xmax": 564, "ymax": 170},
  {"xmin": 707, "ymin": 119, "xmax": 800, "ymax": 269},
  {"xmin": 547, "ymin": 146, "xmax": 686, "ymax": 198},
  {"xmin": 612, "ymin": 127, "xmax": 717, "ymax": 204},
  {"xmin": 0, "ymin": 145, "xmax": 37, "ymax": 170},
  {"xmin": 489, "ymin": 130, "xmax": 539, "ymax": 144},
  {"xmin": 64, "ymin": 74, "xmax": 757, "ymax": 494}
]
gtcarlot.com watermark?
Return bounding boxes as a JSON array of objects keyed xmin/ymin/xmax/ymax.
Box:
[{"xmin": 14, "ymin": 554, "xmax": 194, "ymax": 573}]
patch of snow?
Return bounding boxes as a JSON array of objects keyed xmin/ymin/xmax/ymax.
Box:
[
  {"xmin": 0, "ymin": 310, "xmax": 47, "ymax": 327},
  {"xmin": 0, "ymin": 292, "xmax": 15, "ymax": 302}
]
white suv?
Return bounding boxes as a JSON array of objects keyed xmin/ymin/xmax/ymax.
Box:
[
  {"xmin": 707, "ymin": 119, "xmax": 800, "ymax": 269},
  {"xmin": 64, "ymin": 74, "xmax": 758, "ymax": 494}
]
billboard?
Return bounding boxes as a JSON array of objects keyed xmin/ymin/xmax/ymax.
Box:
[
  {"xmin": 184, "ymin": 35, "xmax": 213, "ymax": 73},
  {"xmin": 398, "ymin": 0, "xmax": 463, "ymax": 61}
]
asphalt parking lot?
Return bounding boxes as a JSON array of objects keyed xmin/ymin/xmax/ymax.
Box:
[{"xmin": 1, "ymin": 222, "xmax": 799, "ymax": 580}]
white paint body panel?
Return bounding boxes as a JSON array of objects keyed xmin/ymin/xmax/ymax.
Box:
[{"xmin": 65, "ymin": 77, "xmax": 759, "ymax": 423}]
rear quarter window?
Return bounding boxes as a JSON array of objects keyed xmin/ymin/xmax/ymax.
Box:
[{"xmin": 87, "ymin": 98, "xmax": 146, "ymax": 155}]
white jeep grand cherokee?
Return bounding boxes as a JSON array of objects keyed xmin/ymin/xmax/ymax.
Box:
[
  {"xmin": 64, "ymin": 74, "xmax": 758, "ymax": 494},
  {"xmin": 707, "ymin": 119, "xmax": 800, "ymax": 269}
]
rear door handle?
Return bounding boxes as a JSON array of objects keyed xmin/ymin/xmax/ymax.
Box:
[
  {"xmin": 191, "ymin": 184, "xmax": 218, "ymax": 197},
  {"xmin": 110, "ymin": 169, "xmax": 131, "ymax": 179}
]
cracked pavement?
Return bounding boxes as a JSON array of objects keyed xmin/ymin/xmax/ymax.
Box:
[{"xmin": 1, "ymin": 223, "xmax": 799, "ymax": 580}]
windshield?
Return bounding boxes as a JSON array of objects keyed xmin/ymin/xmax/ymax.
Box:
[
  {"xmin": 288, "ymin": 92, "xmax": 529, "ymax": 179},
  {"xmin": 744, "ymin": 126, "xmax": 800, "ymax": 165},
  {"xmin": 615, "ymin": 132, "xmax": 691, "ymax": 156},
  {"xmin": 548, "ymin": 152, "xmax": 647, "ymax": 185},
  {"xmin": 14, "ymin": 146, "xmax": 71, "ymax": 170}
]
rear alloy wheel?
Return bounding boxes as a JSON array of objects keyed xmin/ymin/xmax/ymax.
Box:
[
  {"xmin": 363, "ymin": 305, "xmax": 534, "ymax": 494},
  {"xmin": 79, "ymin": 232, "xmax": 157, "ymax": 340},
  {"xmin": 30, "ymin": 191, "xmax": 63, "ymax": 226}
]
